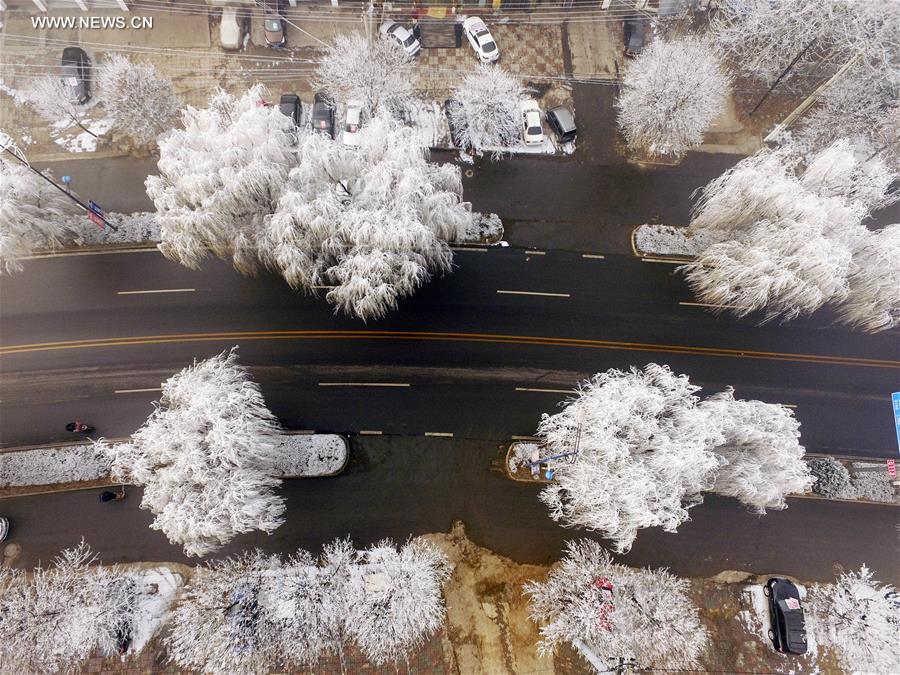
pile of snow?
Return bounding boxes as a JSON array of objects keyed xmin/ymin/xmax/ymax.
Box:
[
  {"xmin": 51, "ymin": 116, "xmax": 114, "ymax": 153},
  {"xmin": 808, "ymin": 457, "xmax": 855, "ymax": 499},
  {"xmin": 634, "ymin": 224, "xmax": 714, "ymax": 257},
  {"xmin": 0, "ymin": 444, "xmax": 110, "ymax": 488},
  {"xmin": 129, "ymin": 567, "xmax": 182, "ymax": 653},
  {"xmin": 461, "ymin": 211, "xmax": 504, "ymax": 245},
  {"xmin": 507, "ymin": 442, "xmax": 541, "ymax": 473},
  {"xmin": 849, "ymin": 463, "xmax": 898, "ymax": 502},
  {"xmin": 269, "ymin": 434, "xmax": 348, "ymax": 477}
]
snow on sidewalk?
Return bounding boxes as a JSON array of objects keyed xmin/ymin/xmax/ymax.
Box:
[
  {"xmin": 0, "ymin": 434, "xmax": 348, "ymax": 488},
  {"xmin": 633, "ymin": 224, "xmax": 715, "ymax": 258},
  {"xmin": 129, "ymin": 567, "xmax": 183, "ymax": 654}
]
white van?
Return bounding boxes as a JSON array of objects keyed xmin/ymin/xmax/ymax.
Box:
[{"xmin": 220, "ymin": 7, "xmax": 241, "ymax": 51}]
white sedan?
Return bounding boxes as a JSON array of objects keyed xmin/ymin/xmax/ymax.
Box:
[
  {"xmin": 343, "ymin": 101, "xmax": 364, "ymax": 146},
  {"xmin": 520, "ymin": 99, "xmax": 544, "ymax": 145},
  {"xmin": 379, "ymin": 21, "xmax": 422, "ymax": 57},
  {"xmin": 462, "ymin": 17, "xmax": 499, "ymax": 63}
]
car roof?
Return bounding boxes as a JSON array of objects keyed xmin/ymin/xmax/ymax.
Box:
[
  {"xmin": 549, "ymin": 106, "xmax": 576, "ymax": 130},
  {"xmin": 346, "ymin": 107, "xmax": 361, "ymax": 123},
  {"xmin": 464, "ymin": 17, "xmax": 488, "ymax": 30},
  {"xmin": 62, "ymin": 46, "xmax": 87, "ymax": 60}
]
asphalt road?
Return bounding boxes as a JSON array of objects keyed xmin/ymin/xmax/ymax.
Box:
[
  {"xmin": 2, "ymin": 249, "xmax": 898, "ymax": 458},
  {"xmin": 2, "ymin": 437, "xmax": 898, "ymax": 584}
]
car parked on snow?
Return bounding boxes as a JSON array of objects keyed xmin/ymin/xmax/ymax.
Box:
[
  {"xmin": 764, "ymin": 578, "xmax": 808, "ymax": 655},
  {"xmin": 547, "ymin": 105, "xmax": 577, "ymax": 143},
  {"xmin": 61, "ymin": 46, "xmax": 91, "ymax": 104},
  {"xmin": 343, "ymin": 100, "xmax": 364, "ymax": 146},
  {"xmin": 278, "ymin": 93, "xmax": 303, "ymax": 126},
  {"xmin": 623, "ymin": 17, "xmax": 646, "ymax": 58},
  {"xmin": 462, "ymin": 17, "xmax": 499, "ymax": 63},
  {"xmin": 379, "ymin": 21, "xmax": 422, "ymax": 57},
  {"xmin": 220, "ymin": 7, "xmax": 241, "ymax": 50},
  {"xmin": 263, "ymin": 0, "xmax": 286, "ymax": 48},
  {"xmin": 520, "ymin": 99, "xmax": 544, "ymax": 146},
  {"xmin": 0, "ymin": 516, "xmax": 9, "ymax": 542},
  {"xmin": 311, "ymin": 92, "xmax": 335, "ymax": 139}
]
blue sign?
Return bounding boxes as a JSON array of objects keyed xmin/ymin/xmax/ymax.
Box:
[
  {"xmin": 893, "ymin": 392, "xmax": 900, "ymax": 454},
  {"xmin": 88, "ymin": 200, "xmax": 104, "ymax": 216}
]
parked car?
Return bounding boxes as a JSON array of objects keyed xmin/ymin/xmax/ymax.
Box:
[
  {"xmin": 278, "ymin": 93, "xmax": 303, "ymax": 126},
  {"xmin": 343, "ymin": 101, "xmax": 364, "ymax": 146},
  {"xmin": 623, "ymin": 18, "xmax": 646, "ymax": 58},
  {"xmin": 0, "ymin": 516, "xmax": 9, "ymax": 542},
  {"xmin": 462, "ymin": 17, "xmax": 499, "ymax": 63},
  {"xmin": 263, "ymin": 0, "xmax": 286, "ymax": 49},
  {"xmin": 378, "ymin": 21, "xmax": 421, "ymax": 57},
  {"xmin": 220, "ymin": 7, "xmax": 241, "ymax": 50},
  {"xmin": 311, "ymin": 92, "xmax": 335, "ymax": 139},
  {"xmin": 547, "ymin": 105, "xmax": 577, "ymax": 143},
  {"xmin": 520, "ymin": 99, "xmax": 544, "ymax": 146},
  {"xmin": 61, "ymin": 46, "xmax": 91, "ymax": 104},
  {"xmin": 764, "ymin": 578, "xmax": 808, "ymax": 655}
]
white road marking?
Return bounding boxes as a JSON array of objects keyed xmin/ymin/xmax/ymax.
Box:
[
  {"xmin": 451, "ymin": 247, "xmax": 488, "ymax": 252},
  {"xmin": 515, "ymin": 387, "xmax": 575, "ymax": 394},
  {"xmin": 525, "ymin": 250, "xmax": 546, "ymax": 256},
  {"xmin": 359, "ymin": 430, "xmax": 383, "ymax": 435},
  {"xmin": 497, "ymin": 290, "xmax": 571, "ymax": 298},
  {"xmin": 641, "ymin": 257, "xmax": 689, "ymax": 264},
  {"xmin": 292, "ymin": 430, "xmax": 316, "ymax": 434},
  {"xmin": 582, "ymin": 253, "xmax": 606, "ymax": 259},
  {"xmin": 117, "ymin": 288, "xmax": 195, "ymax": 295},
  {"xmin": 114, "ymin": 387, "xmax": 163, "ymax": 394},
  {"xmin": 318, "ymin": 382, "xmax": 410, "ymax": 387},
  {"xmin": 782, "ymin": 404, "xmax": 798, "ymax": 408},
  {"xmin": 19, "ymin": 247, "xmax": 160, "ymax": 260},
  {"xmin": 679, "ymin": 301, "xmax": 752, "ymax": 310},
  {"xmin": 511, "ymin": 435, "xmax": 541, "ymax": 441},
  {"xmin": 424, "ymin": 432, "xmax": 454, "ymax": 438},
  {"xmin": 312, "ymin": 285, "xmax": 338, "ymax": 290}
]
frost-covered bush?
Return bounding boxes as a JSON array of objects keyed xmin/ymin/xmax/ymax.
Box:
[
  {"xmin": 617, "ymin": 36, "xmax": 730, "ymax": 158},
  {"xmin": 447, "ymin": 66, "xmax": 522, "ymax": 154},
  {"xmin": 524, "ymin": 540, "xmax": 708, "ymax": 671},
  {"xmin": 850, "ymin": 469, "xmax": 897, "ymax": 503},
  {"xmin": 97, "ymin": 348, "xmax": 285, "ymax": 557},
  {"xmin": 808, "ymin": 457, "xmax": 855, "ymax": 499},
  {"xmin": 0, "ymin": 157, "xmax": 78, "ymax": 274}
]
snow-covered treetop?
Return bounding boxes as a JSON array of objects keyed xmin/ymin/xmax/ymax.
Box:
[
  {"xmin": 617, "ymin": 36, "xmax": 731, "ymax": 157},
  {"xmin": 808, "ymin": 565, "xmax": 900, "ymax": 673},
  {"xmin": 524, "ymin": 539, "xmax": 708, "ymax": 671},
  {"xmin": 536, "ymin": 364, "xmax": 810, "ymax": 552},
  {"xmin": 146, "ymin": 84, "xmax": 296, "ymax": 273},
  {"xmin": 100, "ymin": 348, "xmax": 285, "ymax": 557},
  {"xmin": 96, "ymin": 54, "xmax": 181, "ymax": 148},
  {"xmin": 447, "ymin": 65, "xmax": 523, "ymax": 155},
  {"xmin": 837, "ymin": 223, "xmax": 900, "ymax": 333},
  {"xmin": 261, "ymin": 114, "xmax": 470, "ymax": 320},
  {"xmin": 0, "ymin": 156, "xmax": 78, "ymax": 274},
  {"xmin": 314, "ymin": 32, "xmax": 414, "ymax": 117}
]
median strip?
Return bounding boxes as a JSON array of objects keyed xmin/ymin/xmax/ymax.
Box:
[
  {"xmin": 497, "ymin": 290, "xmax": 571, "ymax": 298},
  {"xmin": 117, "ymin": 288, "xmax": 195, "ymax": 295}
]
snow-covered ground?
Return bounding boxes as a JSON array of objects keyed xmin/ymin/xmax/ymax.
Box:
[
  {"xmin": 633, "ymin": 224, "xmax": 715, "ymax": 257},
  {"xmin": 130, "ymin": 568, "xmax": 182, "ymax": 653},
  {"xmin": 0, "ymin": 434, "xmax": 347, "ymax": 488},
  {"xmin": 51, "ymin": 115, "xmax": 114, "ymax": 153}
]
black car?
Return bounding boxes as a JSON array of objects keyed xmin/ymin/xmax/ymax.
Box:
[
  {"xmin": 623, "ymin": 18, "xmax": 646, "ymax": 58},
  {"xmin": 311, "ymin": 92, "xmax": 335, "ymax": 139},
  {"xmin": 61, "ymin": 46, "xmax": 91, "ymax": 104},
  {"xmin": 278, "ymin": 93, "xmax": 303, "ymax": 126},
  {"xmin": 764, "ymin": 578, "xmax": 808, "ymax": 655},
  {"xmin": 547, "ymin": 105, "xmax": 577, "ymax": 143}
]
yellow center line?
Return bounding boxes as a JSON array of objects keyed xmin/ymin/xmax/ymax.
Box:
[{"xmin": 0, "ymin": 330, "xmax": 895, "ymax": 369}]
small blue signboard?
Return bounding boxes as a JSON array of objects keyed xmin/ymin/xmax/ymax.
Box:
[
  {"xmin": 892, "ymin": 392, "xmax": 900, "ymax": 454},
  {"xmin": 88, "ymin": 200, "xmax": 105, "ymax": 229}
]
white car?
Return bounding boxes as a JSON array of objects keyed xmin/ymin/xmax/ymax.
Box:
[
  {"xmin": 0, "ymin": 516, "xmax": 8, "ymax": 542},
  {"xmin": 378, "ymin": 21, "xmax": 422, "ymax": 57},
  {"xmin": 343, "ymin": 101, "xmax": 364, "ymax": 146},
  {"xmin": 520, "ymin": 99, "xmax": 544, "ymax": 145},
  {"xmin": 462, "ymin": 17, "xmax": 499, "ymax": 63},
  {"xmin": 220, "ymin": 7, "xmax": 241, "ymax": 51}
]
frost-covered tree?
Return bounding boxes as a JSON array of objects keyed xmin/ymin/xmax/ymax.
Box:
[
  {"xmin": 681, "ymin": 141, "xmax": 898, "ymax": 327},
  {"xmin": 700, "ymin": 390, "xmax": 812, "ymax": 511},
  {"xmin": 314, "ymin": 32, "xmax": 413, "ymax": 116},
  {"xmin": 145, "ymin": 85, "xmax": 295, "ymax": 273},
  {"xmin": 524, "ymin": 540, "xmax": 708, "ymax": 671},
  {"xmin": 20, "ymin": 75, "xmax": 100, "ymax": 138},
  {"xmin": 97, "ymin": 349, "xmax": 285, "ymax": 557},
  {"xmin": 617, "ymin": 36, "xmax": 730, "ymax": 158},
  {"xmin": 808, "ymin": 457, "xmax": 855, "ymax": 499},
  {"xmin": 808, "ymin": 566, "xmax": 900, "ymax": 673},
  {"xmin": 837, "ymin": 224, "xmax": 900, "ymax": 332},
  {"xmin": 0, "ymin": 157, "xmax": 78, "ymax": 273},
  {"xmin": 97, "ymin": 54, "xmax": 181, "ymax": 148},
  {"xmin": 261, "ymin": 114, "xmax": 473, "ymax": 320},
  {"xmin": 346, "ymin": 539, "xmax": 453, "ymax": 665},
  {"xmin": 0, "ymin": 541, "xmax": 137, "ymax": 673},
  {"xmin": 447, "ymin": 65, "xmax": 522, "ymax": 154},
  {"xmin": 536, "ymin": 365, "xmax": 811, "ymax": 552}
]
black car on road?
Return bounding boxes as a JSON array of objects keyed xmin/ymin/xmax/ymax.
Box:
[
  {"xmin": 61, "ymin": 46, "xmax": 91, "ymax": 104},
  {"xmin": 764, "ymin": 577, "xmax": 808, "ymax": 655}
]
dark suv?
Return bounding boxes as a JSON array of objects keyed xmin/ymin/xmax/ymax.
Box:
[
  {"xmin": 61, "ymin": 46, "xmax": 91, "ymax": 104},
  {"xmin": 547, "ymin": 106, "xmax": 577, "ymax": 143},
  {"xmin": 278, "ymin": 93, "xmax": 303, "ymax": 126},
  {"xmin": 764, "ymin": 578, "xmax": 808, "ymax": 655},
  {"xmin": 311, "ymin": 92, "xmax": 335, "ymax": 139}
]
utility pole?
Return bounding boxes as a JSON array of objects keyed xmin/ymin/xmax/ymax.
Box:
[
  {"xmin": 0, "ymin": 140, "xmax": 119, "ymax": 231},
  {"xmin": 764, "ymin": 51, "xmax": 864, "ymax": 144},
  {"xmin": 748, "ymin": 38, "xmax": 817, "ymax": 117}
]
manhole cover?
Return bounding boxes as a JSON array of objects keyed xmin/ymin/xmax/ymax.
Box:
[{"xmin": 465, "ymin": 169, "xmax": 474, "ymax": 178}]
